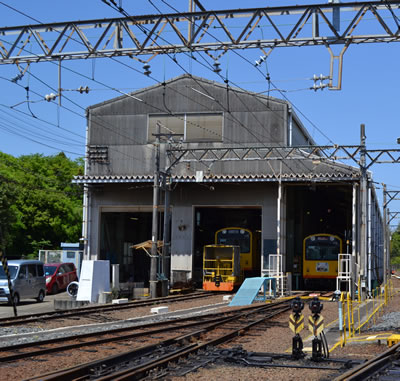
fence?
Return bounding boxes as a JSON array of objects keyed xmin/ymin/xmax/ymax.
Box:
[{"xmin": 336, "ymin": 279, "xmax": 396, "ymax": 348}]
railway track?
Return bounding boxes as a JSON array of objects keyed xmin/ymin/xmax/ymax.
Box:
[
  {"xmin": 0, "ymin": 302, "xmax": 274, "ymax": 362},
  {"xmin": 0, "ymin": 291, "xmax": 215, "ymax": 327},
  {"xmin": 9, "ymin": 300, "xmax": 291, "ymax": 380},
  {"xmin": 335, "ymin": 340, "xmax": 400, "ymax": 381}
]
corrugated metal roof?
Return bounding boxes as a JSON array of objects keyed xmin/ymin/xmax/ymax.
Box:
[{"xmin": 72, "ymin": 170, "xmax": 359, "ymax": 184}]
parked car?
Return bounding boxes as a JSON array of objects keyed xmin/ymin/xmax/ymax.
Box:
[
  {"xmin": 44, "ymin": 262, "xmax": 78, "ymax": 294},
  {"xmin": 0, "ymin": 260, "xmax": 46, "ymax": 305}
]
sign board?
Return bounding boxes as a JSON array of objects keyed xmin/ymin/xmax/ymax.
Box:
[
  {"xmin": 77, "ymin": 260, "xmax": 110, "ymax": 302},
  {"xmin": 308, "ymin": 315, "xmax": 324, "ymax": 336},
  {"xmin": 289, "ymin": 313, "xmax": 304, "ymax": 334}
]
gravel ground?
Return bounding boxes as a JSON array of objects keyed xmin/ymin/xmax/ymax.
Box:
[
  {"xmin": 0, "ymin": 299, "xmax": 229, "ymax": 347},
  {"xmin": 170, "ymin": 278, "xmax": 400, "ymax": 381},
  {"xmin": 171, "ymin": 364, "xmax": 337, "ymax": 381},
  {"xmin": 2, "ymin": 279, "xmax": 400, "ymax": 381},
  {"xmin": 0, "ymin": 294, "xmax": 226, "ymax": 339},
  {"xmin": 169, "ymin": 298, "xmax": 344, "ymax": 381}
]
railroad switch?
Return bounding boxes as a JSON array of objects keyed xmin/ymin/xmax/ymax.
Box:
[
  {"xmin": 308, "ymin": 297, "xmax": 325, "ymax": 361},
  {"xmin": 289, "ymin": 297, "xmax": 305, "ymax": 359}
]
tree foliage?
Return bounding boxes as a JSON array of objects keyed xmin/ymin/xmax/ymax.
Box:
[
  {"xmin": 0, "ymin": 151, "xmax": 83, "ymax": 257},
  {"xmin": 391, "ymin": 226, "xmax": 400, "ymax": 267}
]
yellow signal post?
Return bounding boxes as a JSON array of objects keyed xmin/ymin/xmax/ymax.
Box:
[
  {"xmin": 308, "ymin": 297, "xmax": 324, "ymax": 361},
  {"xmin": 289, "ymin": 297, "xmax": 305, "ymax": 359},
  {"xmin": 308, "ymin": 314, "xmax": 325, "ymax": 337},
  {"xmin": 289, "ymin": 313, "xmax": 304, "ymax": 334}
]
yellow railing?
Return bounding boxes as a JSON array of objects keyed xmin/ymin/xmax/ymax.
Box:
[
  {"xmin": 203, "ymin": 258, "xmax": 234, "ymax": 282},
  {"xmin": 337, "ymin": 278, "xmax": 396, "ymax": 348}
]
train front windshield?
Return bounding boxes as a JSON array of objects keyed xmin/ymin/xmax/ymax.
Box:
[
  {"xmin": 216, "ymin": 229, "xmax": 250, "ymax": 253},
  {"xmin": 305, "ymin": 236, "xmax": 341, "ymax": 261}
]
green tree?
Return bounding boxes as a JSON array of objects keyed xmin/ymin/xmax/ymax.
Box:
[
  {"xmin": 0, "ymin": 151, "xmax": 84, "ymax": 257},
  {"xmin": 0, "ymin": 155, "xmax": 19, "ymax": 251},
  {"xmin": 391, "ymin": 226, "xmax": 400, "ymax": 268}
]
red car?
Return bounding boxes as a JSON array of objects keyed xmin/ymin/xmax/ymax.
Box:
[{"xmin": 44, "ymin": 263, "xmax": 78, "ymax": 294}]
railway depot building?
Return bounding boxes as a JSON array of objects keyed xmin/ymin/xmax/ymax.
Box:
[{"xmin": 73, "ymin": 74, "xmax": 384, "ymax": 294}]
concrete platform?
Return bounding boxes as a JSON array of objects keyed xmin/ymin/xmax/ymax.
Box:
[
  {"xmin": 54, "ymin": 299, "xmax": 90, "ymax": 310},
  {"xmin": 301, "ymin": 298, "xmax": 390, "ymax": 354},
  {"xmin": 151, "ymin": 306, "xmax": 169, "ymax": 314}
]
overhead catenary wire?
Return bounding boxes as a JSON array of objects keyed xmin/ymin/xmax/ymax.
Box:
[
  {"xmin": 0, "ymin": 0, "xmax": 313, "ymax": 150},
  {"xmin": 127, "ymin": 0, "xmax": 327, "ymax": 176},
  {"xmin": 0, "ymin": 107, "xmax": 84, "ymax": 146},
  {"xmin": 142, "ymin": 0, "xmax": 333, "ymax": 178},
  {"xmin": 153, "ymin": 0, "xmax": 336, "ymax": 146},
  {"xmin": 0, "ymin": 122, "xmax": 82, "ymax": 156},
  {"xmin": 99, "ymin": 1, "xmax": 307, "ymax": 177},
  {"xmin": 2, "ymin": 1, "xmax": 341, "ymax": 179},
  {"xmin": 0, "ymin": 16, "xmax": 233, "ymax": 173},
  {"xmin": 0, "ymin": 34, "xmax": 282, "ymax": 175}
]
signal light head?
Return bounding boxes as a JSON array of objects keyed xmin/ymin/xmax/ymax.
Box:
[
  {"xmin": 309, "ymin": 297, "xmax": 323, "ymax": 315},
  {"xmin": 290, "ymin": 297, "xmax": 304, "ymax": 314}
]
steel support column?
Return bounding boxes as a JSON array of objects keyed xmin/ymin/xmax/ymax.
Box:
[
  {"xmin": 383, "ymin": 184, "xmax": 388, "ymax": 284},
  {"xmin": 352, "ymin": 182, "xmax": 357, "ymax": 298},
  {"xmin": 367, "ymin": 185, "xmax": 372, "ymax": 293},
  {"xmin": 150, "ymin": 123, "xmax": 161, "ymax": 298},
  {"xmin": 359, "ymin": 124, "xmax": 368, "ymax": 299},
  {"xmin": 161, "ymin": 140, "xmax": 172, "ymax": 297}
]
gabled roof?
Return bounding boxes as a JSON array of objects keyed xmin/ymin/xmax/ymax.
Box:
[
  {"xmin": 87, "ymin": 73, "xmax": 288, "ymax": 111},
  {"xmin": 87, "ymin": 73, "xmax": 316, "ymax": 147}
]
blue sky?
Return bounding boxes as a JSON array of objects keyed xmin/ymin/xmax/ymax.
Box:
[{"xmin": 0, "ymin": 0, "xmax": 399, "ymax": 221}]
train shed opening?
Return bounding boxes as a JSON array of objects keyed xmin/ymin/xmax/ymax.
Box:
[
  {"xmin": 100, "ymin": 211, "xmax": 158, "ymax": 284},
  {"xmin": 285, "ymin": 184, "xmax": 353, "ymax": 290},
  {"xmin": 193, "ymin": 207, "xmax": 262, "ymax": 286}
]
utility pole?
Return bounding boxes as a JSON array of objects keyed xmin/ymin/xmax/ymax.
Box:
[
  {"xmin": 161, "ymin": 138, "xmax": 172, "ymax": 297},
  {"xmin": 383, "ymin": 184, "xmax": 388, "ymax": 284},
  {"xmin": 359, "ymin": 124, "xmax": 368, "ymax": 299},
  {"xmin": 150, "ymin": 122, "xmax": 161, "ymax": 298}
]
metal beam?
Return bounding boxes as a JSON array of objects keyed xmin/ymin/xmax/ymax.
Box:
[
  {"xmin": 0, "ymin": 1, "xmax": 399, "ymax": 65},
  {"xmin": 388, "ymin": 211, "xmax": 400, "ymax": 224},
  {"xmin": 385, "ymin": 190, "xmax": 400, "ymax": 208},
  {"xmin": 167, "ymin": 145, "xmax": 400, "ymax": 171}
]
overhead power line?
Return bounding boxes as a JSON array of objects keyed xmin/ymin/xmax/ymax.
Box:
[{"xmin": 0, "ymin": 1, "xmax": 399, "ymax": 89}]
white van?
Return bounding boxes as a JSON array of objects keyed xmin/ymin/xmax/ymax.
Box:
[{"xmin": 0, "ymin": 260, "xmax": 46, "ymax": 305}]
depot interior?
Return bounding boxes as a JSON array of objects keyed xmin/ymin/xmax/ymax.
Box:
[{"xmin": 99, "ymin": 183, "xmax": 352, "ymax": 290}]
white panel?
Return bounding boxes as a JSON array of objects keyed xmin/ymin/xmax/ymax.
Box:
[
  {"xmin": 77, "ymin": 260, "xmax": 111, "ymax": 302},
  {"xmin": 171, "ymin": 253, "xmax": 192, "ymax": 272}
]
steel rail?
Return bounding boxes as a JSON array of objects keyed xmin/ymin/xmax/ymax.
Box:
[
  {"xmin": 0, "ymin": 291, "xmax": 215, "ymax": 327},
  {"xmin": 97, "ymin": 304, "xmax": 290, "ymax": 381},
  {"xmin": 334, "ymin": 340, "xmax": 400, "ymax": 380},
  {"xmin": 0, "ymin": 303, "xmax": 286, "ymax": 362},
  {"xmin": 0, "ymin": 314, "xmax": 231, "ymax": 363},
  {"xmin": 24, "ymin": 302, "xmax": 290, "ymax": 381}
]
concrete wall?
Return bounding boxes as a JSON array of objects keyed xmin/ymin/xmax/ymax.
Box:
[{"xmin": 87, "ymin": 182, "xmax": 278, "ymax": 279}]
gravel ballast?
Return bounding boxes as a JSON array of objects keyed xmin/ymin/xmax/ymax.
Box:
[{"xmin": 1, "ymin": 278, "xmax": 400, "ymax": 381}]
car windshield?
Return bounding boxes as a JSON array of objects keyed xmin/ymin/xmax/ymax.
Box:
[
  {"xmin": 44, "ymin": 266, "xmax": 57, "ymax": 276},
  {"xmin": 0, "ymin": 265, "xmax": 18, "ymax": 280}
]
